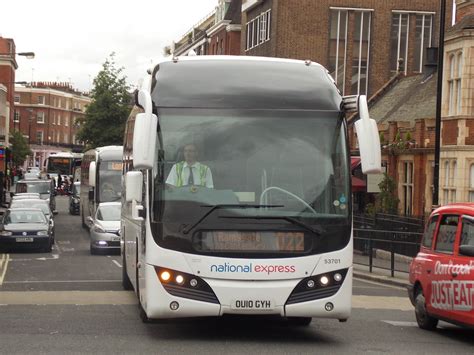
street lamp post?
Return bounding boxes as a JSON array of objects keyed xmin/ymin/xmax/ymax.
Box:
[{"xmin": 432, "ymin": 0, "xmax": 447, "ymax": 208}]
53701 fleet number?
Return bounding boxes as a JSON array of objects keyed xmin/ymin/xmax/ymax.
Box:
[{"xmin": 324, "ymin": 258, "xmax": 341, "ymax": 264}]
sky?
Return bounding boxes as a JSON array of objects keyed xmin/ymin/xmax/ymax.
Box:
[{"xmin": 1, "ymin": 0, "xmax": 218, "ymax": 92}]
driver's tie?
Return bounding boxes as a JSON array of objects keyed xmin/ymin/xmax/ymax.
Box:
[{"xmin": 188, "ymin": 166, "xmax": 194, "ymax": 185}]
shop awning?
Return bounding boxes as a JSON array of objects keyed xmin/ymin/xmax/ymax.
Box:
[
  {"xmin": 351, "ymin": 157, "xmax": 361, "ymax": 170},
  {"xmin": 352, "ymin": 176, "xmax": 366, "ymax": 192}
]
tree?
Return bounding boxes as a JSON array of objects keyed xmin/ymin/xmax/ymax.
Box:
[
  {"xmin": 77, "ymin": 53, "xmax": 131, "ymax": 148},
  {"xmin": 376, "ymin": 173, "xmax": 399, "ymax": 214},
  {"xmin": 10, "ymin": 131, "xmax": 32, "ymax": 166}
]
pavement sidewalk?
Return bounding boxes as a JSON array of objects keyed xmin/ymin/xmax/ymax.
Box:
[{"xmin": 353, "ymin": 252, "xmax": 410, "ymax": 288}]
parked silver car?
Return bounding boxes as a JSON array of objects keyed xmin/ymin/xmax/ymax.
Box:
[
  {"xmin": 0, "ymin": 208, "xmax": 53, "ymax": 252},
  {"xmin": 87, "ymin": 202, "xmax": 121, "ymax": 255},
  {"xmin": 10, "ymin": 199, "xmax": 55, "ymax": 241}
]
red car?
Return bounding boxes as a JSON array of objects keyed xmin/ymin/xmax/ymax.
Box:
[{"xmin": 408, "ymin": 203, "xmax": 474, "ymax": 330}]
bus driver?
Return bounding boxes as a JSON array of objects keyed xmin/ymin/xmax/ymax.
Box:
[{"xmin": 166, "ymin": 144, "xmax": 214, "ymax": 188}]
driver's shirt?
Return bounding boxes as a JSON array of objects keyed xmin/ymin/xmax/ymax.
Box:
[{"xmin": 166, "ymin": 162, "xmax": 214, "ymax": 188}]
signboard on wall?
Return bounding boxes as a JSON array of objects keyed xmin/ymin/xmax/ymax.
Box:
[{"xmin": 367, "ymin": 166, "xmax": 387, "ymax": 193}]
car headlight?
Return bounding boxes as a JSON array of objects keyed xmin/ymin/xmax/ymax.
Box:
[
  {"xmin": 0, "ymin": 231, "xmax": 12, "ymax": 237},
  {"xmin": 92, "ymin": 224, "xmax": 106, "ymax": 233},
  {"xmin": 37, "ymin": 230, "xmax": 49, "ymax": 236},
  {"xmin": 73, "ymin": 198, "xmax": 79, "ymax": 204}
]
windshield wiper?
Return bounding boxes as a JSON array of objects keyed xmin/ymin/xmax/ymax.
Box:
[
  {"xmin": 219, "ymin": 215, "xmax": 324, "ymax": 237},
  {"xmin": 182, "ymin": 204, "xmax": 284, "ymax": 235}
]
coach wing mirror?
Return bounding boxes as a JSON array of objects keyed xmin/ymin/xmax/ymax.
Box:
[
  {"xmin": 353, "ymin": 95, "xmax": 382, "ymax": 174},
  {"xmin": 459, "ymin": 245, "xmax": 474, "ymax": 257},
  {"xmin": 133, "ymin": 90, "xmax": 157, "ymax": 170},
  {"xmin": 125, "ymin": 171, "xmax": 144, "ymax": 220},
  {"xmin": 88, "ymin": 162, "xmax": 96, "ymax": 187}
]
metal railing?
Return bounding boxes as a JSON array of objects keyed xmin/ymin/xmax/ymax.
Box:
[{"xmin": 353, "ymin": 228, "xmax": 423, "ymax": 276}]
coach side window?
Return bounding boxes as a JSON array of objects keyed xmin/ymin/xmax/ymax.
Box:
[
  {"xmin": 421, "ymin": 215, "xmax": 438, "ymax": 249},
  {"xmin": 434, "ymin": 215, "xmax": 459, "ymax": 254}
]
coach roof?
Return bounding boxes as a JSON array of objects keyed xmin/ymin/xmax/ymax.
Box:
[{"xmin": 151, "ymin": 56, "xmax": 342, "ymax": 111}]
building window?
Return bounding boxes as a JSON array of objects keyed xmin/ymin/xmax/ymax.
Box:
[
  {"xmin": 402, "ymin": 162, "xmax": 413, "ymax": 215},
  {"xmin": 414, "ymin": 14, "xmax": 433, "ymax": 72},
  {"xmin": 36, "ymin": 131, "xmax": 44, "ymax": 145},
  {"xmin": 38, "ymin": 95, "xmax": 45, "ymax": 105},
  {"xmin": 329, "ymin": 8, "xmax": 371, "ymax": 95},
  {"xmin": 442, "ymin": 159, "xmax": 456, "ymax": 204},
  {"xmin": 65, "ymin": 116, "xmax": 69, "ymax": 127},
  {"xmin": 37, "ymin": 111, "xmax": 45, "ymax": 123},
  {"xmin": 391, "ymin": 12, "xmax": 434, "ymax": 74},
  {"xmin": 351, "ymin": 11, "xmax": 371, "ymax": 95},
  {"xmin": 14, "ymin": 111, "xmax": 20, "ymax": 122},
  {"xmin": 447, "ymin": 52, "xmax": 462, "ymax": 116},
  {"xmin": 469, "ymin": 164, "xmax": 474, "ymax": 202},
  {"xmin": 58, "ymin": 114, "xmax": 61, "ymax": 126},
  {"xmin": 14, "ymin": 95, "xmax": 20, "ymax": 103},
  {"xmin": 329, "ymin": 10, "xmax": 348, "ymax": 94},
  {"xmin": 456, "ymin": 52, "xmax": 463, "ymax": 114},
  {"xmin": 245, "ymin": 9, "xmax": 271, "ymax": 51}
]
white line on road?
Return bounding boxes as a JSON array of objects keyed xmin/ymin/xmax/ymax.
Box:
[
  {"xmin": 112, "ymin": 260, "xmax": 122, "ymax": 268},
  {"xmin": 3, "ymin": 279, "xmax": 121, "ymax": 284},
  {"xmin": 382, "ymin": 320, "xmax": 418, "ymax": 327},
  {"xmin": 0, "ymin": 254, "xmax": 10, "ymax": 286}
]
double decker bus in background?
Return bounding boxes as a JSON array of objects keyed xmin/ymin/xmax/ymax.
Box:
[
  {"xmin": 80, "ymin": 146, "xmax": 123, "ymax": 228},
  {"xmin": 121, "ymin": 56, "xmax": 381, "ymax": 324},
  {"xmin": 45, "ymin": 152, "xmax": 83, "ymax": 183}
]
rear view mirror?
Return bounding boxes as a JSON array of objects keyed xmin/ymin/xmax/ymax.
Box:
[
  {"xmin": 125, "ymin": 171, "xmax": 143, "ymax": 203},
  {"xmin": 459, "ymin": 245, "xmax": 474, "ymax": 257},
  {"xmin": 88, "ymin": 162, "xmax": 96, "ymax": 187},
  {"xmin": 353, "ymin": 95, "xmax": 382, "ymax": 174}
]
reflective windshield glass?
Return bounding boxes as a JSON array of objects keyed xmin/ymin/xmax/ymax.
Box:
[
  {"xmin": 154, "ymin": 109, "xmax": 349, "ymax": 219},
  {"xmin": 4, "ymin": 210, "xmax": 46, "ymax": 224},
  {"xmin": 47, "ymin": 158, "xmax": 72, "ymax": 175},
  {"xmin": 97, "ymin": 205, "xmax": 121, "ymax": 221},
  {"xmin": 151, "ymin": 109, "xmax": 350, "ymax": 256},
  {"xmin": 98, "ymin": 161, "xmax": 122, "ymax": 202},
  {"xmin": 16, "ymin": 182, "xmax": 51, "ymax": 194}
]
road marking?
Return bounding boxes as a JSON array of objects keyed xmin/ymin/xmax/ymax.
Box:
[
  {"xmin": 3, "ymin": 279, "xmax": 121, "ymax": 284},
  {"xmin": 382, "ymin": 320, "xmax": 418, "ymax": 327},
  {"xmin": 352, "ymin": 295, "xmax": 412, "ymax": 311},
  {"xmin": 112, "ymin": 260, "xmax": 122, "ymax": 268},
  {"xmin": 0, "ymin": 254, "xmax": 10, "ymax": 286},
  {"xmin": 0, "ymin": 291, "xmax": 136, "ymax": 305}
]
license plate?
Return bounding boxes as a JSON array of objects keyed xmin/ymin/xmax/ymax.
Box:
[
  {"xmin": 231, "ymin": 300, "xmax": 274, "ymax": 310},
  {"xmin": 111, "ymin": 236, "xmax": 120, "ymax": 241},
  {"xmin": 16, "ymin": 237, "xmax": 34, "ymax": 242}
]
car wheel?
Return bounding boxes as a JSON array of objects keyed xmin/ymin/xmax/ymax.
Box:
[
  {"xmin": 287, "ymin": 317, "xmax": 312, "ymax": 326},
  {"xmin": 43, "ymin": 240, "xmax": 52, "ymax": 253},
  {"xmin": 415, "ymin": 289, "xmax": 438, "ymax": 330}
]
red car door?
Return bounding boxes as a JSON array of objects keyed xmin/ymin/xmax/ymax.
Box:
[
  {"xmin": 447, "ymin": 215, "xmax": 474, "ymax": 326},
  {"xmin": 426, "ymin": 214, "xmax": 460, "ymax": 320}
]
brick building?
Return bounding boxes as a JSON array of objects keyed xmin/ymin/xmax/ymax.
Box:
[
  {"xmin": 14, "ymin": 82, "xmax": 91, "ymax": 168},
  {"xmin": 0, "ymin": 36, "xmax": 18, "ymax": 148},
  {"xmin": 242, "ymin": 0, "xmax": 449, "ymax": 97},
  {"xmin": 207, "ymin": 0, "xmax": 242, "ymax": 55},
  {"xmin": 172, "ymin": 0, "xmax": 242, "ymax": 56},
  {"xmin": 355, "ymin": 0, "xmax": 474, "ymax": 217},
  {"xmin": 173, "ymin": 10, "xmax": 216, "ymax": 56}
]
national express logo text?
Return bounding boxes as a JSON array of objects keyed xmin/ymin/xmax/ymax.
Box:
[{"xmin": 210, "ymin": 262, "xmax": 296, "ymax": 275}]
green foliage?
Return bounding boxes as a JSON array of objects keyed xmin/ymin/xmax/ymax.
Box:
[
  {"xmin": 376, "ymin": 173, "xmax": 399, "ymax": 214},
  {"xmin": 379, "ymin": 132, "xmax": 385, "ymax": 144},
  {"xmin": 10, "ymin": 131, "xmax": 32, "ymax": 166},
  {"xmin": 405, "ymin": 131, "xmax": 412, "ymax": 142},
  {"xmin": 77, "ymin": 53, "xmax": 131, "ymax": 149}
]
